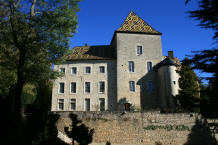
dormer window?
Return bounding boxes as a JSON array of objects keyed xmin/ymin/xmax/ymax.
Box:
[{"xmin": 137, "ymin": 45, "xmax": 143, "ymax": 55}]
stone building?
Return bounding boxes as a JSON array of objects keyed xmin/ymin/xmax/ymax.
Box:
[{"xmin": 51, "ymin": 11, "xmax": 180, "ymax": 112}]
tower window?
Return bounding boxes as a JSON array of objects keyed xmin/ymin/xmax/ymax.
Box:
[
  {"xmin": 147, "ymin": 61, "xmax": 152, "ymax": 72},
  {"xmin": 129, "ymin": 61, "xmax": 134, "ymax": 72},
  {"xmin": 129, "ymin": 81, "xmax": 135, "ymax": 92},
  {"xmin": 137, "ymin": 45, "xmax": 143, "ymax": 55}
]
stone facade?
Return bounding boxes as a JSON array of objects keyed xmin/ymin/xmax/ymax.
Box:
[{"xmin": 51, "ymin": 11, "xmax": 180, "ymax": 112}]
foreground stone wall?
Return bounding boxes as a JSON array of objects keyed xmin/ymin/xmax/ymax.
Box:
[{"xmin": 56, "ymin": 111, "xmax": 218, "ymax": 145}]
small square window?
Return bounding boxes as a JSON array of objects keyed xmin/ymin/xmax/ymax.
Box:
[
  {"xmin": 59, "ymin": 82, "xmax": 65, "ymax": 94},
  {"xmin": 70, "ymin": 99, "xmax": 76, "ymax": 111},
  {"xmin": 58, "ymin": 99, "xmax": 64, "ymax": 110},
  {"xmin": 71, "ymin": 67, "xmax": 77, "ymax": 74},
  {"xmin": 85, "ymin": 67, "xmax": 91, "ymax": 74},
  {"xmin": 99, "ymin": 66, "xmax": 105, "ymax": 73},
  {"xmin": 137, "ymin": 46, "xmax": 143, "ymax": 55},
  {"xmin": 129, "ymin": 81, "xmax": 135, "ymax": 92},
  {"xmin": 60, "ymin": 68, "xmax": 65, "ymax": 73}
]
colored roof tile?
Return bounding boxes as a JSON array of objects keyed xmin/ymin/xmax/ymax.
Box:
[
  {"xmin": 64, "ymin": 45, "xmax": 115, "ymax": 60},
  {"xmin": 117, "ymin": 11, "xmax": 161, "ymax": 34}
]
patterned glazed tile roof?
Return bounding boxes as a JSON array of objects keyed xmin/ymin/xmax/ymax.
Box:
[
  {"xmin": 64, "ymin": 45, "xmax": 115, "ymax": 60},
  {"xmin": 155, "ymin": 57, "xmax": 181, "ymax": 70},
  {"xmin": 117, "ymin": 11, "xmax": 161, "ymax": 34}
]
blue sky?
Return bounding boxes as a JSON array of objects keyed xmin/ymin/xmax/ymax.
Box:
[{"xmin": 70, "ymin": 0, "xmax": 215, "ymax": 80}]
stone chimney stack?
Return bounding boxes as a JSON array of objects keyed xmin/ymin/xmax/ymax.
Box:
[{"xmin": 168, "ymin": 51, "xmax": 174, "ymax": 58}]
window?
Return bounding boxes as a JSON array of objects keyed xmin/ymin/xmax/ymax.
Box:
[
  {"xmin": 58, "ymin": 99, "xmax": 64, "ymax": 110},
  {"xmin": 60, "ymin": 68, "xmax": 65, "ymax": 73},
  {"xmin": 71, "ymin": 67, "xmax": 77, "ymax": 74},
  {"xmin": 147, "ymin": 61, "xmax": 152, "ymax": 72},
  {"xmin": 59, "ymin": 82, "xmax": 65, "ymax": 94},
  {"xmin": 173, "ymin": 81, "xmax": 176, "ymax": 85},
  {"xmin": 137, "ymin": 45, "xmax": 143, "ymax": 55},
  {"xmin": 85, "ymin": 66, "xmax": 91, "ymax": 74},
  {"xmin": 99, "ymin": 81, "xmax": 105, "ymax": 93},
  {"xmin": 147, "ymin": 81, "xmax": 153, "ymax": 92},
  {"xmin": 129, "ymin": 61, "xmax": 134, "ymax": 72},
  {"xmin": 129, "ymin": 81, "xmax": 135, "ymax": 92},
  {"xmin": 85, "ymin": 82, "xmax": 90, "ymax": 93},
  {"xmin": 85, "ymin": 98, "xmax": 90, "ymax": 111},
  {"xmin": 71, "ymin": 82, "xmax": 76, "ymax": 93},
  {"xmin": 99, "ymin": 66, "xmax": 105, "ymax": 73},
  {"xmin": 70, "ymin": 99, "xmax": 76, "ymax": 111},
  {"xmin": 99, "ymin": 98, "xmax": 105, "ymax": 111}
]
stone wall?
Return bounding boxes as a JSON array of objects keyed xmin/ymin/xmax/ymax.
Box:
[{"xmin": 56, "ymin": 111, "xmax": 218, "ymax": 145}]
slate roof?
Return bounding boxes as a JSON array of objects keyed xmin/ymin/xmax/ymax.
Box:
[
  {"xmin": 64, "ymin": 45, "xmax": 115, "ymax": 61},
  {"xmin": 116, "ymin": 11, "xmax": 161, "ymax": 35}
]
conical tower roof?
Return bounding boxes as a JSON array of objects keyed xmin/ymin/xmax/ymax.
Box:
[{"xmin": 116, "ymin": 11, "xmax": 161, "ymax": 34}]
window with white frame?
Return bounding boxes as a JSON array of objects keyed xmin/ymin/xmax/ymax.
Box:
[
  {"xmin": 85, "ymin": 82, "xmax": 91, "ymax": 93},
  {"xmin": 129, "ymin": 81, "xmax": 135, "ymax": 92},
  {"xmin": 99, "ymin": 98, "xmax": 105, "ymax": 111},
  {"xmin": 137, "ymin": 45, "xmax": 143, "ymax": 55},
  {"xmin": 70, "ymin": 99, "xmax": 76, "ymax": 111},
  {"xmin": 70, "ymin": 82, "xmax": 76, "ymax": 93},
  {"xmin": 60, "ymin": 68, "xmax": 65, "ymax": 73},
  {"xmin": 147, "ymin": 61, "xmax": 152, "ymax": 72},
  {"xmin": 99, "ymin": 66, "xmax": 105, "ymax": 73},
  {"xmin": 71, "ymin": 67, "xmax": 77, "ymax": 74},
  {"xmin": 58, "ymin": 99, "xmax": 64, "ymax": 110},
  {"xmin": 129, "ymin": 61, "xmax": 134, "ymax": 72},
  {"xmin": 85, "ymin": 66, "xmax": 91, "ymax": 74},
  {"xmin": 59, "ymin": 82, "xmax": 65, "ymax": 93},
  {"xmin": 99, "ymin": 81, "xmax": 105, "ymax": 93},
  {"xmin": 147, "ymin": 80, "xmax": 153, "ymax": 92}
]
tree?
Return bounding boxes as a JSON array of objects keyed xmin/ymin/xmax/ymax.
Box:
[
  {"xmin": 186, "ymin": 0, "xmax": 218, "ymax": 40},
  {"xmin": 185, "ymin": 0, "xmax": 218, "ymax": 117},
  {"xmin": 0, "ymin": 0, "xmax": 80, "ymax": 121},
  {"xmin": 176, "ymin": 58, "xmax": 200, "ymax": 112},
  {"xmin": 64, "ymin": 114, "xmax": 94, "ymax": 145}
]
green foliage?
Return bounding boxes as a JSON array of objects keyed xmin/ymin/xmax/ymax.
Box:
[
  {"xmin": 0, "ymin": 0, "xmax": 80, "ymax": 120},
  {"xmin": 176, "ymin": 58, "xmax": 200, "ymax": 112},
  {"xmin": 21, "ymin": 83, "xmax": 37, "ymax": 107},
  {"xmin": 143, "ymin": 125, "xmax": 190, "ymax": 131},
  {"xmin": 185, "ymin": 0, "xmax": 218, "ymax": 118},
  {"xmin": 186, "ymin": 0, "xmax": 218, "ymax": 40}
]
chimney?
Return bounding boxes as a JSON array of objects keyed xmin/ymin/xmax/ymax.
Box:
[
  {"xmin": 85, "ymin": 43, "xmax": 88, "ymax": 46},
  {"xmin": 168, "ymin": 51, "xmax": 174, "ymax": 58}
]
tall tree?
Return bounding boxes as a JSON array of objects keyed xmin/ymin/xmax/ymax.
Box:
[
  {"xmin": 185, "ymin": 0, "xmax": 218, "ymax": 117},
  {"xmin": 0, "ymin": 0, "xmax": 80, "ymax": 121},
  {"xmin": 176, "ymin": 58, "xmax": 200, "ymax": 112}
]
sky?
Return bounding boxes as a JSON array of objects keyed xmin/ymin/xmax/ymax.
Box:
[{"xmin": 70, "ymin": 0, "xmax": 215, "ymax": 80}]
